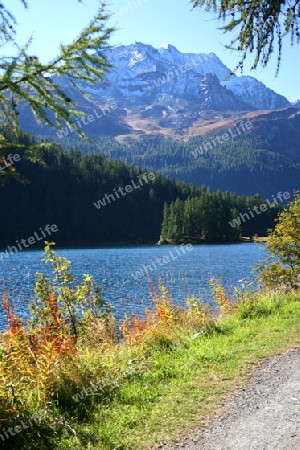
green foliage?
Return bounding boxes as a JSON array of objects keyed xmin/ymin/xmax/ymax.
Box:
[
  {"xmin": 0, "ymin": 1, "xmax": 114, "ymax": 181},
  {"xmin": 31, "ymin": 242, "xmax": 111, "ymax": 338},
  {"xmin": 235, "ymin": 293, "xmax": 282, "ymax": 319},
  {"xmin": 0, "ymin": 128, "xmax": 52, "ymax": 185},
  {"xmin": 159, "ymin": 189, "xmax": 281, "ymax": 243},
  {"xmin": 51, "ymin": 134, "xmax": 300, "ymax": 199},
  {"xmin": 257, "ymin": 192, "xmax": 300, "ymax": 290},
  {"xmin": 191, "ymin": 0, "xmax": 300, "ymax": 74}
]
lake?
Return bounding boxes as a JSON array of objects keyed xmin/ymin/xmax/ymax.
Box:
[{"xmin": 0, "ymin": 243, "xmax": 267, "ymax": 329}]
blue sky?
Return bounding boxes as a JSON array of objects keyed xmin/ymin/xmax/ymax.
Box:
[{"xmin": 9, "ymin": 0, "xmax": 300, "ymax": 101}]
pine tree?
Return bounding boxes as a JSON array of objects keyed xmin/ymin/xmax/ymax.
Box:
[
  {"xmin": 191, "ymin": 0, "xmax": 300, "ymax": 74},
  {"xmin": 160, "ymin": 202, "xmax": 170, "ymax": 243},
  {"xmin": 0, "ymin": 1, "xmax": 114, "ymax": 181}
]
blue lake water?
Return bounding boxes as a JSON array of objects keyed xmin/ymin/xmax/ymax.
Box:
[{"xmin": 0, "ymin": 243, "xmax": 267, "ymax": 329}]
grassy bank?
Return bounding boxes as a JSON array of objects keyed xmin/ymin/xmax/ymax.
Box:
[
  {"xmin": 1, "ymin": 282, "xmax": 299, "ymax": 450},
  {"xmin": 68, "ymin": 291, "xmax": 300, "ymax": 450}
]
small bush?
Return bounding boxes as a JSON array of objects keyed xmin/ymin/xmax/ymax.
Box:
[
  {"xmin": 121, "ymin": 282, "xmax": 216, "ymax": 351},
  {"xmin": 235, "ymin": 293, "xmax": 282, "ymax": 319},
  {"xmin": 257, "ymin": 192, "xmax": 300, "ymax": 291}
]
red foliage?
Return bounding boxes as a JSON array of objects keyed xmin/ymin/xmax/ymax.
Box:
[{"xmin": 2, "ymin": 294, "xmax": 22, "ymax": 335}]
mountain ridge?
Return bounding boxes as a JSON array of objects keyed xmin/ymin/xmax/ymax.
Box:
[
  {"xmin": 99, "ymin": 42, "xmax": 289, "ymax": 110},
  {"xmin": 20, "ymin": 42, "xmax": 292, "ymax": 141}
]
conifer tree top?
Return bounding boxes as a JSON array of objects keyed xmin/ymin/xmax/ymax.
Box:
[{"xmin": 191, "ymin": 0, "xmax": 300, "ymax": 74}]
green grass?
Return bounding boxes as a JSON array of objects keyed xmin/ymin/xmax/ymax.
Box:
[
  {"xmin": 53, "ymin": 292, "xmax": 300, "ymax": 449},
  {"xmin": 2, "ymin": 291, "xmax": 300, "ymax": 450}
]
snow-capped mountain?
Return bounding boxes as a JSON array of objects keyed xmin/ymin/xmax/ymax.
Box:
[
  {"xmin": 20, "ymin": 42, "xmax": 294, "ymax": 141},
  {"xmin": 80, "ymin": 42, "xmax": 289, "ymax": 111},
  {"xmin": 223, "ymin": 76, "xmax": 288, "ymax": 110},
  {"xmin": 292, "ymin": 100, "xmax": 300, "ymax": 108}
]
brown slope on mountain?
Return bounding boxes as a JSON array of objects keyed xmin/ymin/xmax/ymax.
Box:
[
  {"xmin": 116, "ymin": 107, "xmax": 300, "ymax": 164},
  {"xmin": 186, "ymin": 107, "xmax": 300, "ymax": 163}
]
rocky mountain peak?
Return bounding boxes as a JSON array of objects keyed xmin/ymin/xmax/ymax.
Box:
[{"xmin": 96, "ymin": 43, "xmax": 289, "ymax": 111}]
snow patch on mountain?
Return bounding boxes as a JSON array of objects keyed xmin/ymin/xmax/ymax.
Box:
[
  {"xmin": 80, "ymin": 42, "xmax": 290, "ymax": 111},
  {"xmin": 223, "ymin": 75, "xmax": 289, "ymax": 110}
]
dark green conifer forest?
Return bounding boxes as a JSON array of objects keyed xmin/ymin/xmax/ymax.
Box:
[
  {"xmin": 45, "ymin": 134, "xmax": 299, "ymax": 198},
  {"xmin": 0, "ymin": 130, "xmax": 283, "ymax": 247}
]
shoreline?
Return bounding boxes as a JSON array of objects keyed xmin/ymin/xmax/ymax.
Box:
[
  {"xmin": 0, "ymin": 236, "xmax": 268, "ymax": 254},
  {"xmin": 0, "ymin": 237, "xmax": 268, "ymax": 252}
]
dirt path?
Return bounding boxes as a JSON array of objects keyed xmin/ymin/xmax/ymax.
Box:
[{"xmin": 154, "ymin": 347, "xmax": 300, "ymax": 450}]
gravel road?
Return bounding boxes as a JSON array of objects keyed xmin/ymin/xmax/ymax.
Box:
[{"xmin": 153, "ymin": 347, "xmax": 300, "ymax": 450}]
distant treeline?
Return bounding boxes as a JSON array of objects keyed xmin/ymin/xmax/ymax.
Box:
[
  {"xmin": 0, "ymin": 131, "xmax": 283, "ymax": 247},
  {"xmin": 159, "ymin": 192, "xmax": 283, "ymax": 243},
  {"xmin": 43, "ymin": 134, "xmax": 300, "ymax": 198}
]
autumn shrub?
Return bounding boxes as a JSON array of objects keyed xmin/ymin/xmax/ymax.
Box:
[
  {"xmin": 256, "ymin": 192, "xmax": 300, "ymax": 292},
  {"xmin": 0, "ymin": 242, "xmax": 115, "ymax": 446},
  {"xmin": 0, "ymin": 293, "xmax": 72, "ymax": 448},
  {"xmin": 121, "ymin": 281, "xmax": 216, "ymax": 351},
  {"xmin": 122, "ymin": 282, "xmax": 183, "ymax": 348},
  {"xmin": 210, "ymin": 278, "xmax": 237, "ymax": 314},
  {"xmin": 183, "ymin": 295, "xmax": 216, "ymax": 332}
]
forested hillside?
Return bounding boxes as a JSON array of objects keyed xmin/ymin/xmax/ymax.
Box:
[
  {"xmin": 0, "ymin": 132, "xmax": 284, "ymax": 247},
  {"xmin": 44, "ymin": 134, "xmax": 299, "ymax": 198}
]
